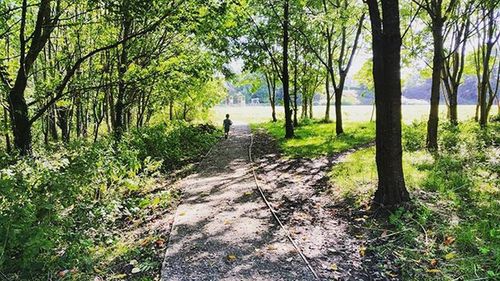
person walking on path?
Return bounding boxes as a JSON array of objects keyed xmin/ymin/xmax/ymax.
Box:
[{"xmin": 223, "ymin": 114, "xmax": 233, "ymax": 139}]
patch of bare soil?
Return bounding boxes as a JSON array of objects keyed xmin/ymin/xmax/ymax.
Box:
[{"xmin": 251, "ymin": 130, "xmax": 398, "ymax": 280}]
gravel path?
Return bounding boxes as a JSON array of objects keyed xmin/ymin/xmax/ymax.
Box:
[{"xmin": 161, "ymin": 124, "xmax": 315, "ymax": 281}]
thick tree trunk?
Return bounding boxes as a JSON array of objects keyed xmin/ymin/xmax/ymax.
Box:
[
  {"xmin": 169, "ymin": 98, "xmax": 174, "ymax": 121},
  {"xmin": 9, "ymin": 83, "xmax": 32, "ymax": 155},
  {"xmin": 8, "ymin": 0, "xmax": 54, "ymax": 155},
  {"xmin": 282, "ymin": 0, "xmax": 294, "ymax": 138},
  {"xmin": 334, "ymin": 88, "xmax": 344, "ymax": 135},
  {"xmin": 368, "ymin": 0, "xmax": 409, "ymax": 206},
  {"xmin": 426, "ymin": 18, "xmax": 443, "ymax": 151},
  {"xmin": 271, "ymin": 102, "xmax": 277, "ymax": 122}
]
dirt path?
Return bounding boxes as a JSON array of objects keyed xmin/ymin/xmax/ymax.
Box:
[
  {"xmin": 251, "ymin": 131, "xmax": 394, "ymax": 280},
  {"xmin": 161, "ymin": 124, "xmax": 314, "ymax": 281}
]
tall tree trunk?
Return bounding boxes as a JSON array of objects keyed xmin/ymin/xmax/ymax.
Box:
[
  {"xmin": 57, "ymin": 106, "xmax": 71, "ymax": 143},
  {"xmin": 8, "ymin": 0, "xmax": 54, "ymax": 155},
  {"xmin": 302, "ymin": 96, "xmax": 307, "ymax": 118},
  {"xmin": 265, "ymin": 72, "xmax": 277, "ymax": 122},
  {"xmin": 426, "ymin": 18, "xmax": 443, "ymax": 151},
  {"xmin": 282, "ymin": 0, "xmax": 294, "ymax": 138},
  {"xmin": 292, "ymin": 41, "xmax": 299, "ymax": 126},
  {"xmin": 9, "ymin": 81, "xmax": 32, "ymax": 155},
  {"xmin": 368, "ymin": 0, "xmax": 409, "ymax": 206},
  {"xmin": 325, "ymin": 73, "xmax": 331, "ymax": 122},
  {"xmin": 49, "ymin": 104, "xmax": 58, "ymax": 140},
  {"xmin": 309, "ymin": 97, "xmax": 313, "ymax": 119},
  {"xmin": 169, "ymin": 98, "xmax": 174, "ymax": 121},
  {"xmin": 449, "ymin": 84, "xmax": 458, "ymax": 124},
  {"xmin": 479, "ymin": 6, "xmax": 496, "ymax": 127},
  {"xmin": 334, "ymin": 88, "xmax": 343, "ymax": 134},
  {"xmin": 114, "ymin": 8, "xmax": 131, "ymax": 140}
]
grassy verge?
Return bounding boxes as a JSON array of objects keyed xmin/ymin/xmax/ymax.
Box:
[
  {"xmin": 329, "ymin": 121, "xmax": 499, "ymax": 280},
  {"xmin": 251, "ymin": 119, "xmax": 375, "ymax": 158},
  {"xmin": 0, "ymin": 122, "xmax": 221, "ymax": 280},
  {"xmin": 255, "ymin": 119, "xmax": 499, "ymax": 280}
]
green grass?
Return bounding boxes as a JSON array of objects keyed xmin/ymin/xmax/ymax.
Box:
[
  {"xmin": 256, "ymin": 119, "xmax": 499, "ymax": 280},
  {"xmin": 331, "ymin": 122, "xmax": 500, "ymax": 280},
  {"xmin": 251, "ymin": 119, "xmax": 375, "ymax": 158},
  {"xmin": 333, "ymin": 145, "xmax": 499, "ymax": 279}
]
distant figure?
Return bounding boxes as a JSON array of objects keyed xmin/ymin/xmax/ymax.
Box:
[{"xmin": 223, "ymin": 114, "xmax": 233, "ymax": 139}]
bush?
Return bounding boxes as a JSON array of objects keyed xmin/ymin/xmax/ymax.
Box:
[
  {"xmin": 0, "ymin": 122, "xmax": 220, "ymax": 279},
  {"xmin": 402, "ymin": 121, "xmax": 426, "ymax": 151},
  {"xmin": 124, "ymin": 122, "xmax": 220, "ymax": 171}
]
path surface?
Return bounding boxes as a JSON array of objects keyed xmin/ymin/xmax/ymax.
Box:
[{"xmin": 161, "ymin": 124, "xmax": 314, "ymax": 281}]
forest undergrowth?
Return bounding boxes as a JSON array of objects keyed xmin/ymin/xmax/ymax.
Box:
[{"xmin": 0, "ymin": 122, "xmax": 221, "ymax": 280}]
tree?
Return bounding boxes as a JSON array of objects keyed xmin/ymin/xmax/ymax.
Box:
[
  {"xmin": 367, "ymin": 0, "xmax": 410, "ymax": 206},
  {"xmin": 298, "ymin": 0, "xmax": 364, "ymax": 134},
  {"xmin": 412, "ymin": 0, "xmax": 458, "ymax": 150},
  {"xmin": 0, "ymin": 0, "xmax": 231, "ymax": 154},
  {"xmin": 282, "ymin": 0, "xmax": 293, "ymax": 138},
  {"xmin": 245, "ymin": 0, "xmax": 294, "ymax": 137},
  {"xmin": 441, "ymin": 1, "xmax": 474, "ymax": 125},
  {"xmin": 474, "ymin": 0, "xmax": 500, "ymax": 127},
  {"xmin": 4, "ymin": 0, "xmax": 58, "ymax": 155}
]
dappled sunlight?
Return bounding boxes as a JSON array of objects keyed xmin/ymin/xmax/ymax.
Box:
[
  {"xmin": 162, "ymin": 125, "xmax": 315, "ymax": 280},
  {"xmin": 253, "ymin": 120, "xmax": 375, "ymax": 158}
]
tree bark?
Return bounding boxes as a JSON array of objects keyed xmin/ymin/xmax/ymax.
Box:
[
  {"xmin": 8, "ymin": 0, "xmax": 54, "ymax": 155},
  {"xmin": 302, "ymin": 96, "xmax": 308, "ymax": 118},
  {"xmin": 325, "ymin": 73, "xmax": 331, "ymax": 122},
  {"xmin": 368, "ymin": 0, "xmax": 409, "ymax": 206},
  {"xmin": 426, "ymin": 17, "xmax": 443, "ymax": 151},
  {"xmin": 265, "ymin": 72, "xmax": 277, "ymax": 122},
  {"xmin": 478, "ymin": 5, "xmax": 497, "ymax": 127},
  {"xmin": 309, "ymin": 97, "xmax": 313, "ymax": 119},
  {"xmin": 282, "ymin": 0, "xmax": 294, "ymax": 138},
  {"xmin": 334, "ymin": 88, "xmax": 343, "ymax": 134},
  {"xmin": 114, "ymin": 6, "xmax": 132, "ymax": 140}
]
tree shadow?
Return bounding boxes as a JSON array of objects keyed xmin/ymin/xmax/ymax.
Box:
[
  {"xmin": 162, "ymin": 125, "xmax": 315, "ymax": 280},
  {"xmin": 250, "ymin": 131, "xmax": 394, "ymax": 280}
]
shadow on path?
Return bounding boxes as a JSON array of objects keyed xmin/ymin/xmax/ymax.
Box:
[
  {"xmin": 161, "ymin": 125, "xmax": 314, "ymax": 281},
  {"xmin": 251, "ymin": 130, "xmax": 396, "ymax": 280}
]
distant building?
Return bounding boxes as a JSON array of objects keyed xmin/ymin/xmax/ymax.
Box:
[
  {"xmin": 226, "ymin": 92, "xmax": 245, "ymax": 106},
  {"xmin": 250, "ymin": 98, "xmax": 260, "ymax": 105}
]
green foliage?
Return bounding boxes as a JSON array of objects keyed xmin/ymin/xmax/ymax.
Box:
[
  {"xmin": 0, "ymin": 123, "xmax": 220, "ymax": 279},
  {"xmin": 354, "ymin": 59, "xmax": 374, "ymax": 92},
  {"xmin": 125, "ymin": 122, "xmax": 221, "ymax": 171},
  {"xmin": 252, "ymin": 120, "xmax": 375, "ymax": 158},
  {"xmin": 330, "ymin": 121, "xmax": 500, "ymax": 280},
  {"xmin": 402, "ymin": 121, "xmax": 427, "ymax": 151}
]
